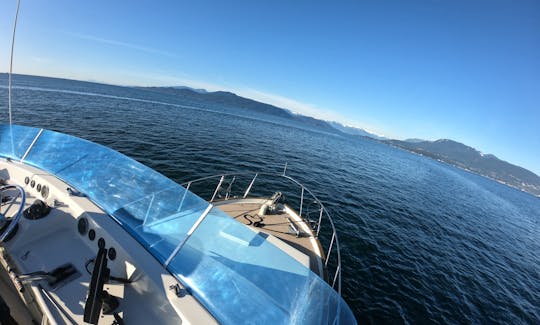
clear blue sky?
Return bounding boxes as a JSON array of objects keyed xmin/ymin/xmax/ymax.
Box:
[{"xmin": 1, "ymin": 0, "xmax": 539, "ymax": 174}]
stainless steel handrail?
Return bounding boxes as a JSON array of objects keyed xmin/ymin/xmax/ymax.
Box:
[{"xmin": 182, "ymin": 171, "xmax": 343, "ymax": 295}]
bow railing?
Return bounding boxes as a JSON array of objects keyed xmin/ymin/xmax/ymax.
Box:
[{"xmin": 182, "ymin": 171, "xmax": 343, "ymax": 295}]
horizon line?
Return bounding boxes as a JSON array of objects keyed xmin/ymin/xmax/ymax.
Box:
[{"xmin": 1, "ymin": 71, "xmax": 538, "ymax": 176}]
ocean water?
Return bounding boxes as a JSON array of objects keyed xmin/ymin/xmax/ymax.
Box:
[{"xmin": 1, "ymin": 74, "xmax": 539, "ymax": 324}]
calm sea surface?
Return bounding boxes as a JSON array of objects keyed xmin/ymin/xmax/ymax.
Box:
[{"xmin": 1, "ymin": 74, "xmax": 539, "ymax": 324}]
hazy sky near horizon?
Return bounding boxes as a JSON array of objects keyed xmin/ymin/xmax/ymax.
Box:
[{"xmin": 1, "ymin": 0, "xmax": 539, "ymax": 174}]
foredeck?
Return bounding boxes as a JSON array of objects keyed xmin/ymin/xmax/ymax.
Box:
[{"xmin": 215, "ymin": 198, "xmax": 325, "ymax": 276}]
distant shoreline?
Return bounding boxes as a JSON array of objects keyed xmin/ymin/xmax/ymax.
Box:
[{"xmin": 386, "ymin": 142, "xmax": 540, "ymax": 198}]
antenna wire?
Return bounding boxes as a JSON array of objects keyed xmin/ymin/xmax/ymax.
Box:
[{"xmin": 8, "ymin": 0, "xmax": 22, "ymax": 125}]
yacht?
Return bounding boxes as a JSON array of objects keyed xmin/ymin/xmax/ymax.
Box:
[{"xmin": 0, "ymin": 124, "xmax": 356, "ymax": 324}]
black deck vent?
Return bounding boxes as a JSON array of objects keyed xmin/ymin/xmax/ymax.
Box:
[{"xmin": 23, "ymin": 200, "xmax": 51, "ymax": 220}]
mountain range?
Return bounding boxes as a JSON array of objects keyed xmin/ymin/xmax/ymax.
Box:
[
  {"xmin": 143, "ymin": 85, "xmax": 540, "ymax": 197},
  {"xmin": 327, "ymin": 121, "xmax": 387, "ymax": 140},
  {"xmin": 386, "ymin": 139, "xmax": 540, "ymax": 196},
  {"xmin": 142, "ymin": 86, "xmax": 340, "ymax": 134}
]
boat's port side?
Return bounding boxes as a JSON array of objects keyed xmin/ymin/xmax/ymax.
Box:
[{"xmin": 0, "ymin": 159, "xmax": 217, "ymax": 324}]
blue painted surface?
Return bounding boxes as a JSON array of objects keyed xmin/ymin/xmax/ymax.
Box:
[{"xmin": 0, "ymin": 124, "xmax": 356, "ymax": 324}]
